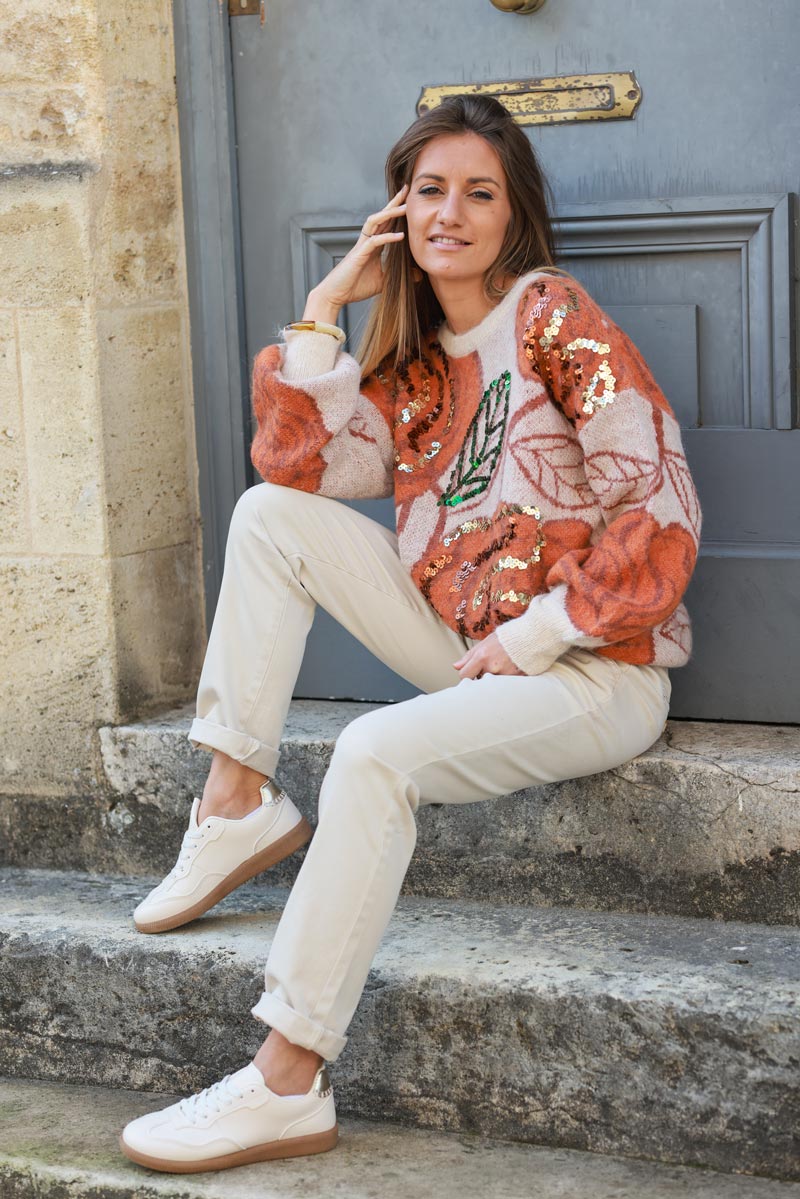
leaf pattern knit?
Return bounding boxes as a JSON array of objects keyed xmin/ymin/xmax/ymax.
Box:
[{"xmin": 250, "ymin": 270, "xmax": 701, "ymax": 676}]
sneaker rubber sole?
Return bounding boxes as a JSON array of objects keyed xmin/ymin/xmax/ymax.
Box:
[
  {"xmin": 134, "ymin": 816, "xmax": 313, "ymax": 934},
  {"xmin": 119, "ymin": 1123, "xmax": 338, "ymax": 1172}
]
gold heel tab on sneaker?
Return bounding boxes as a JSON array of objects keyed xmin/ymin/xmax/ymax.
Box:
[
  {"xmin": 259, "ymin": 779, "xmax": 285, "ymax": 807},
  {"xmin": 312, "ymin": 1065, "xmax": 333, "ymax": 1098}
]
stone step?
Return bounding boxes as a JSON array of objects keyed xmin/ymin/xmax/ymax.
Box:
[
  {"xmin": 0, "ymin": 868, "xmax": 798, "ymax": 1179},
  {"xmin": 2, "ymin": 702, "xmax": 799, "ymax": 923},
  {"xmin": 2, "ymin": 1078, "xmax": 798, "ymax": 1199},
  {"xmin": 5, "ymin": 1078, "xmax": 800, "ymax": 1199}
]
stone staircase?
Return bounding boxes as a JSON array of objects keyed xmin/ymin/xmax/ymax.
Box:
[{"xmin": 1, "ymin": 701, "xmax": 799, "ymax": 1195}]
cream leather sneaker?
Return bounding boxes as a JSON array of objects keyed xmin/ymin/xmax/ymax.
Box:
[
  {"xmin": 133, "ymin": 779, "xmax": 312, "ymax": 933},
  {"xmin": 119, "ymin": 1060, "xmax": 338, "ymax": 1172}
]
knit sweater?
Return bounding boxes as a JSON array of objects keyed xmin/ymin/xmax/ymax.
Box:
[{"xmin": 250, "ymin": 270, "xmax": 701, "ymax": 676}]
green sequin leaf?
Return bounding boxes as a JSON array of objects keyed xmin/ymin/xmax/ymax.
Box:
[{"xmin": 438, "ymin": 370, "xmax": 511, "ymax": 509}]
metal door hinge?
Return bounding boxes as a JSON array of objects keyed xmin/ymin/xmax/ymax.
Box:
[{"xmin": 227, "ymin": 0, "xmax": 264, "ymax": 18}]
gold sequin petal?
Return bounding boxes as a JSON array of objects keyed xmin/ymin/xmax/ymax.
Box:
[
  {"xmin": 536, "ymin": 289, "xmax": 580, "ymax": 351},
  {"xmin": 491, "ymin": 589, "xmax": 533, "ymax": 608},
  {"xmin": 580, "ymin": 359, "xmax": 617, "ymax": 416}
]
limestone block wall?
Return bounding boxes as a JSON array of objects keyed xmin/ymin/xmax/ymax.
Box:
[{"xmin": 0, "ymin": 0, "xmax": 204, "ymax": 798}]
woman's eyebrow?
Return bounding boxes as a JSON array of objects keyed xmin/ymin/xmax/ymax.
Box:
[{"xmin": 414, "ymin": 173, "xmax": 501, "ymax": 186}]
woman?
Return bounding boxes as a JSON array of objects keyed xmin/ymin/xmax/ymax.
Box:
[{"xmin": 120, "ymin": 94, "xmax": 700, "ymax": 1173}]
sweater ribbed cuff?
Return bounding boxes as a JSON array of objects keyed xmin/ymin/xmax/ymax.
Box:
[
  {"xmin": 495, "ymin": 584, "xmax": 598, "ymax": 676},
  {"xmin": 281, "ymin": 328, "xmax": 341, "ymax": 382}
]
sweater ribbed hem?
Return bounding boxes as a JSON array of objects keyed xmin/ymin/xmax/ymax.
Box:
[
  {"xmin": 495, "ymin": 584, "xmax": 604, "ymax": 676},
  {"xmin": 281, "ymin": 328, "xmax": 341, "ymax": 381}
]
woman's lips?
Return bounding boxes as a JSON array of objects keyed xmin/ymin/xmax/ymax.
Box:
[{"xmin": 428, "ymin": 236, "xmax": 471, "ymax": 249}]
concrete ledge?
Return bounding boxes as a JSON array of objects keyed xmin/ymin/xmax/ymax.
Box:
[
  {"xmin": 0, "ymin": 868, "xmax": 798, "ymax": 1178},
  {"xmin": 2, "ymin": 704, "xmax": 799, "ymax": 923},
  {"xmin": 3, "ymin": 1077, "xmax": 797, "ymax": 1199}
]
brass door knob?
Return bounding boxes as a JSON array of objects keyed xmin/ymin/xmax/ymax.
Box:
[{"xmin": 490, "ymin": 0, "xmax": 547, "ymax": 12}]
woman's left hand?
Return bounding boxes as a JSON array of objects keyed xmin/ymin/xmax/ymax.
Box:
[{"xmin": 453, "ymin": 632, "xmax": 526, "ymax": 679}]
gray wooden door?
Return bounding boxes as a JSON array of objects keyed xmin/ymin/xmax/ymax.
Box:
[{"xmin": 211, "ymin": 0, "xmax": 799, "ymax": 721}]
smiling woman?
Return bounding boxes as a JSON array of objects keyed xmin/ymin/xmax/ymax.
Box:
[
  {"xmin": 352, "ymin": 95, "xmax": 559, "ymax": 376},
  {"xmin": 406, "ymin": 134, "xmax": 514, "ymax": 308},
  {"xmin": 119, "ymin": 94, "xmax": 700, "ymax": 1175}
]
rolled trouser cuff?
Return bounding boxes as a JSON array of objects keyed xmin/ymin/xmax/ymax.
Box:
[
  {"xmin": 188, "ymin": 717, "xmax": 280, "ymax": 778},
  {"xmin": 251, "ymin": 991, "xmax": 348, "ymax": 1061}
]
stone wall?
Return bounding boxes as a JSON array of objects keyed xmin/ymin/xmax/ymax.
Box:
[{"xmin": 0, "ymin": 0, "xmax": 204, "ymax": 798}]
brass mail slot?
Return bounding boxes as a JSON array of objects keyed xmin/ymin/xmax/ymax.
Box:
[{"xmin": 418, "ymin": 72, "xmax": 641, "ymax": 126}]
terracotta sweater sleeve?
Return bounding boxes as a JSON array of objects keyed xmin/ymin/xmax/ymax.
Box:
[
  {"xmin": 495, "ymin": 280, "xmax": 701, "ymax": 676},
  {"xmin": 250, "ymin": 330, "xmax": 395, "ymax": 500}
]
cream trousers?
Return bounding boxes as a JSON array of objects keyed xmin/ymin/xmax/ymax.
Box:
[{"xmin": 190, "ymin": 482, "xmax": 671, "ymax": 1061}]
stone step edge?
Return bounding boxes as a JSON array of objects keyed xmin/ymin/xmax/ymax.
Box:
[
  {"xmin": 4, "ymin": 864, "xmax": 799, "ymax": 1006},
  {"xmin": 3, "ymin": 706, "xmax": 800, "ymax": 925},
  {"xmin": 3, "ymin": 1076, "xmax": 795, "ymax": 1199},
  {"xmin": 72, "ymin": 703, "xmax": 800, "ymax": 920},
  {"xmin": 100, "ymin": 701, "xmax": 800, "ymax": 795},
  {"xmin": 2, "ymin": 867, "xmax": 799, "ymax": 1179}
]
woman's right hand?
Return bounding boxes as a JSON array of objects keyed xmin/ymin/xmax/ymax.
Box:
[{"xmin": 302, "ymin": 185, "xmax": 409, "ymax": 323}]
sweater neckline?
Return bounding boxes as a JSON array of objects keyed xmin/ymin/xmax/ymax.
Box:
[{"xmin": 435, "ymin": 269, "xmax": 549, "ymax": 358}]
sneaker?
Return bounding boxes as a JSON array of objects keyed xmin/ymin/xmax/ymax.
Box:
[
  {"xmin": 119, "ymin": 1060, "xmax": 338, "ymax": 1172},
  {"xmin": 133, "ymin": 779, "xmax": 312, "ymax": 934}
]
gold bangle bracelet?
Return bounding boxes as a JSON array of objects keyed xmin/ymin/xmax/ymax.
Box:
[{"xmin": 283, "ymin": 320, "xmax": 346, "ymax": 344}]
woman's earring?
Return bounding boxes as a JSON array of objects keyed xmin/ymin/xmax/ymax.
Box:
[{"xmin": 411, "ymin": 266, "xmax": 423, "ymax": 284}]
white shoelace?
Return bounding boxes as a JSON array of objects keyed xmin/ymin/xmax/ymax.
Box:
[
  {"xmin": 179, "ymin": 1074, "xmax": 246, "ymax": 1124},
  {"xmin": 152, "ymin": 827, "xmax": 205, "ymax": 891},
  {"xmin": 166, "ymin": 825, "xmax": 206, "ymax": 878},
  {"xmin": 177, "ymin": 826, "xmax": 204, "ymax": 864}
]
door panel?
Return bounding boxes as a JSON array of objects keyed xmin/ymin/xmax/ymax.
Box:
[{"xmin": 228, "ymin": 0, "xmax": 799, "ymax": 719}]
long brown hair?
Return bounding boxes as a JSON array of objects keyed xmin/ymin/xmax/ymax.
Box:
[{"xmin": 357, "ymin": 94, "xmax": 560, "ymax": 376}]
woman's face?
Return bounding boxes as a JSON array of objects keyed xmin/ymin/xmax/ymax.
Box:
[{"xmin": 405, "ymin": 132, "xmax": 513, "ymax": 290}]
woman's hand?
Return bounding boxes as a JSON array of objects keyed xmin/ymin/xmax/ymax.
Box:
[
  {"xmin": 453, "ymin": 631, "xmax": 526, "ymax": 679},
  {"xmin": 302, "ymin": 186, "xmax": 409, "ymax": 323}
]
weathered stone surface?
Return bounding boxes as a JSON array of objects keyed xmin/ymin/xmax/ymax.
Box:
[
  {"xmin": 2, "ymin": 1077, "xmax": 798, "ymax": 1199},
  {"xmin": 0, "ymin": 0, "xmax": 202, "ymax": 800},
  {"xmin": 0, "ymin": 2, "xmax": 97, "ymax": 89},
  {"xmin": 0, "ymin": 88, "xmax": 102, "ymax": 165},
  {"xmin": 110, "ymin": 543, "xmax": 204, "ymax": 714},
  {"xmin": 0, "ymin": 869, "xmax": 798, "ymax": 1178},
  {"xmin": 93, "ymin": 89, "xmax": 182, "ymax": 304},
  {"xmin": 0, "ymin": 178, "xmax": 92, "ymax": 306},
  {"xmin": 10, "ymin": 705, "xmax": 776, "ymax": 922},
  {"xmin": 18, "ymin": 306, "xmax": 105, "ymax": 555},
  {"xmin": 0, "ymin": 559, "xmax": 116, "ymax": 798},
  {"xmin": 0, "ymin": 310, "xmax": 28, "ymax": 552},
  {"xmin": 96, "ymin": 0, "xmax": 174, "ymax": 91},
  {"xmin": 97, "ymin": 306, "xmax": 193, "ymax": 557}
]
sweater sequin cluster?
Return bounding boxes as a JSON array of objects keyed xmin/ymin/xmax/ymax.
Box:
[{"xmin": 250, "ymin": 271, "xmax": 701, "ymax": 677}]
